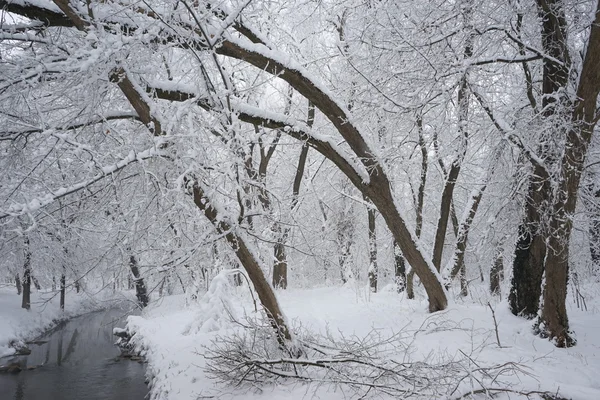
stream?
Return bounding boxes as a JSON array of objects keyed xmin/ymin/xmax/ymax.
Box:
[{"xmin": 0, "ymin": 308, "xmax": 148, "ymax": 400}]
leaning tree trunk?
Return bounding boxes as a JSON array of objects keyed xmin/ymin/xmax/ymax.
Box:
[
  {"xmin": 188, "ymin": 179, "xmax": 297, "ymax": 352},
  {"xmin": 22, "ymin": 235, "xmax": 31, "ymax": 310}
]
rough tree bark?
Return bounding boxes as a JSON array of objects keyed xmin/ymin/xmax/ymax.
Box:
[
  {"xmin": 510, "ymin": 0, "xmax": 600, "ymax": 347},
  {"xmin": 129, "ymin": 255, "xmax": 149, "ymax": 308},
  {"xmin": 509, "ymin": 0, "xmax": 571, "ymax": 319}
]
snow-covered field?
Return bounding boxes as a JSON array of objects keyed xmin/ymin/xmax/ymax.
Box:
[
  {"xmin": 0, "ymin": 286, "xmax": 137, "ymax": 358},
  {"xmin": 126, "ymin": 278, "xmax": 600, "ymax": 400}
]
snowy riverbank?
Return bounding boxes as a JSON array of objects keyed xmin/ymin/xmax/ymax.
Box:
[
  {"xmin": 126, "ymin": 278, "xmax": 600, "ymax": 400},
  {"xmin": 0, "ymin": 287, "xmax": 138, "ymax": 358}
]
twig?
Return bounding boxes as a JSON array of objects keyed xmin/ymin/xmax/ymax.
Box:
[{"xmin": 487, "ymin": 302, "xmax": 503, "ymax": 348}]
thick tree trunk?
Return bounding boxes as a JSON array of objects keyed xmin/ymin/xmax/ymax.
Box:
[
  {"xmin": 129, "ymin": 255, "xmax": 149, "ymax": 308},
  {"xmin": 510, "ymin": 0, "xmax": 600, "ymax": 347},
  {"xmin": 189, "ymin": 180, "xmax": 296, "ymax": 352},
  {"xmin": 22, "ymin": 236, "xmax": 31, "ymax": 310},
  {"xmin": 539, "ymin": 0, "xmax": 600, "ymax": 345},
  {"xmin": 509, "ymin": 0, "xmax": 570, "ymax": 320},
  {"xmin": 509, "ymin": 221, "xmax": 546, "ymax": 318}
]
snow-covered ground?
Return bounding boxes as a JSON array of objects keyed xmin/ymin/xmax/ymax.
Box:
[
  {"xmin": 0, "ymin": 286, "xmax": 137, "ymax": 358},
  {"xmin": 126, "ymin": 277, "xmax": 600, "ymax": 400}
]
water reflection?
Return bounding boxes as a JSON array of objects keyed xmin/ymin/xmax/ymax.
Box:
[{"xmin": 0, "ymin": 309, "xmax": 147, "ymax": 400}]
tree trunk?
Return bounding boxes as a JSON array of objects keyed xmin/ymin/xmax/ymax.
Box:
[
  {"xmin": 16, "ymin": 274, "xmax": 22, "ymax": 295},
  {"xmin": 459, "ymin": 264, "xmax": 468, "ymax": 297},
  {"xmin": 367, "ymin": 200, "xmax": 377, "ymax": 293},
  {"xmin": 394, "ymin": 241, "xmax": 406, "ymax": 292},
  {"xmin": 539, "ymin": 0, "xmax": 600, "ymax": 346},
  {"xmin": 590, "ymin": 214, "xmax": 600, "ymax": 271},
  {"xmin": 509, "ymin": 223, "xmax": 546, "ymax": 318},
  {"xmin": 510, "ymin": 0, "xmax": 600, "ymax": 347},
  {"xmin": 60, "ymin": 269, "xmax": 66, "ymax": 311},
  {"xmin": 588, "ymin": 188, "xmax": 600, "ymax": 273},
  {"xmin": 490, "ymin": 248, "xmax": 504, "ymax": 296},
  {"xmin": 407, "ymin": 114, "xmax": 428, "ymax": 300},
  {"xmin": 509, "ymin": 0, "xmax": 571, "ymax": 320},
  {"xmin": 446, "ymin": 187, "xmax": 485, "ymax": 286},
  {"xmin": 22, "ymin": 236, "xmax": 31, "ymax": 310},
  {"xmin": 431, "ymin": 2, "xmax": 473, "ymax": 271},
  {"xmin": 272, "ymin": 235, "xmax": 288, "ymax": 289},
  {"xmin": 189, "ymin": 179, "xmax": 297, "ymax": 352},
  {"xmin": 32, "ymin": 277, "xmax": 41, "ymax": 291},
  {"xmin": 129, "ymin": 255, "xmax": 149, "ymax": 308},
  {"xmin": 271, "ymin": 103, "xmax": 313, "ymax": 290}
]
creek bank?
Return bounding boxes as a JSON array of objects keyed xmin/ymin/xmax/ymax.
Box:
[{"xmin": 0, "ymin": 308, "xmax": 148, "ymax": 400}]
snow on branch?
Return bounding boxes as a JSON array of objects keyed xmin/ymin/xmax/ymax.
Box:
[
  {"xmin": 204, "ymin": 313, "xmax": 558, "ymax": 399},
  {"xmin": 0, "ymin": 147, "xmax": 162, "ymax": 220},
  {"xmin": 146, "ymin": 80, "xmax": 370, "ymax": 185},
  {"xmin": 0, "ymin": 112, "xmax": 139, "ymax": 142},
  {"xmin": 470, "ymin": 87, "xmax": 549, "ymax": 178}
]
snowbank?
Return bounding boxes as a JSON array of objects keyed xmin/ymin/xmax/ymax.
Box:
[{"xmin": 126, "ymin": 283, "xmax": 600, "ymax": 400}]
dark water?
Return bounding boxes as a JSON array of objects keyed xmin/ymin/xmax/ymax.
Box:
[{"xmin": 0, "ymin": 309, "xmax": 148, "ymax": 400}]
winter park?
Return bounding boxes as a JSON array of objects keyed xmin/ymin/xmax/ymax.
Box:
[{"xmin": 1, "ymin": 0, "xmax": 600, "ymax": 399}]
